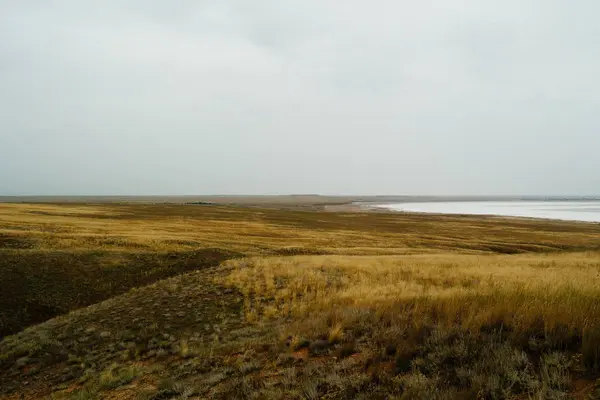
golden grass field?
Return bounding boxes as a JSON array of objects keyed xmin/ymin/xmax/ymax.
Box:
[
  {"xmin": 224, "ymin": 253, "xmax": 600, "ymax": 333},
  {"xmin": 1, "ymin": 202, "xmax": 600, "ymax": 399}
]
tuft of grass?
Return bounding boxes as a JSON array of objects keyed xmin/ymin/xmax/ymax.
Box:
[
  {"xmin": 98, "ymin": 363, "xmax": 143, "ymax": 390},
  {"xmin": 328, "ymin": 323, "xmax": 344, "ymax": 344},
  {"xmin": 179, "ymin": 339, "xmax": 190, "ymax": 358}
]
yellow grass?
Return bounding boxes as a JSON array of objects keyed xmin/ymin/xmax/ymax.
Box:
[
  {"xmin": 2, "ymin": 202, "xmax": 600, "ymax": 341},
  {"xmin": 222, "ymin": 253, "xmax": 600, "ymax": 338},
  {"xmin": 2, "ymin": 202, "xmax": 600, "ymax": 256},
  {"xmin": 3, "ymin": 202, "xmax": 600, "ymax": 398}
]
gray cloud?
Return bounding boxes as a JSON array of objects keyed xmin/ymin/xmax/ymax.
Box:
[{"xmin": 1, "ymin": 1, "xmax": 599, "ymax": 195}]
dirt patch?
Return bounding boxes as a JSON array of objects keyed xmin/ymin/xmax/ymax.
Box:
[
  {"xmin": 291, "ymin": 348, "xmax": 309, "ymax": 361},
  {"xmin": 571, "ymin": 378, "xmax": 600, "ymax": 399}
]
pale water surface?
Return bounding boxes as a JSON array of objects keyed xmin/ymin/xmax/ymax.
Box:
[{"xmin": 376, "ymin": 201, "xmax": 600, "ymax": 222}]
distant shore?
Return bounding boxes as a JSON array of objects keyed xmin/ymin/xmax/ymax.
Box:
[{"xmin": 2, "ymin": 194, "xmax": 599, "ymax": 206}]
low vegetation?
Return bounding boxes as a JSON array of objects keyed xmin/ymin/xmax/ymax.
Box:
[
  {"xmin": 220, "ymin": 254, "xmax": 600, "ymax": 397},
  {"xmin": 0, "ymin": 248, "xmax": 239, "ymax": 337},
  {"xmin": 224, "ymin": 253, "xmax": 600, "ymax": 341},
  {"xmin": 1, "ymin": 202, "xmax": 600, "ymax": 398}
]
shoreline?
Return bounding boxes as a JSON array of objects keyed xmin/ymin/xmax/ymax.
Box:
[{"xmin": 359, "ymin": 202, "xmax": 600, "ymax": 224}]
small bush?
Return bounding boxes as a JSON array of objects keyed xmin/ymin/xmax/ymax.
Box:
[{"xmin": 98, "ymin": 363, "xmax": 143, "ymax": 390}]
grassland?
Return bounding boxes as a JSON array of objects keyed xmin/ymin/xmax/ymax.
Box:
[{"xmin": 1, "ymin": 202, "xmax": 600, "ymax": 399}]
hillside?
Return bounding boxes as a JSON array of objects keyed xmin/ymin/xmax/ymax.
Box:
[{"xmin": 1, "ymin": 203, "xmax": 600, "ymax": 399}]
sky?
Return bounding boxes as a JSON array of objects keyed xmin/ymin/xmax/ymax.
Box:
[{"xmin": 1, "ymin": 1, "xmax": 599, "ymax": 196}]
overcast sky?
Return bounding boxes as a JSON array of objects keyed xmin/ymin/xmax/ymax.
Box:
[{"xmin": 1, "ymin": 1, "xmax": 599, "ymax": 195}]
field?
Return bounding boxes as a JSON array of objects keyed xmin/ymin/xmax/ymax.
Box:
[{"xmin": 1, "ymin": 202, "xmax": 600, "ymax": 399}]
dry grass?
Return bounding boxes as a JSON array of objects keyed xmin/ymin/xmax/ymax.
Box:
[
  {"xmin": 3, "ymin": 202, "xmax": 599, "ymax": 336},
  {"xmin": 2, "ymin": 203, "xmax": 600, "ymax": 256},
  {"xmin": 223, "ymin": 253, "xmax": 600, "ymax": 336},
  {"xmin": 219, "ymin": 253, "xmax": 600, "ymax": 397},
  {"xmin": 2, "ymin": 202, "xmax": 600, "ymax": 399}
]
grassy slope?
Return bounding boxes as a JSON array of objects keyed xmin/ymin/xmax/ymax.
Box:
[
  {"xmin": 1, "ymin": 203, "xmax": 600, "ymax": 398},
  {"xmin": 0, "ymin": 249, "xmax": 239, "ymax": 337},
  {"xmin": 3, "ymin": 203, "xmax": 600, "ymax": 337}
]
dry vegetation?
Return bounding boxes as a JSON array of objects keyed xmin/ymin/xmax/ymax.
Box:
[
  {"xmin": 224, "ymin": 253, "xmax": 600, "ymax": 336},
  {"xmin": 1, "ymin": 202, "xmax": 600, "ymax": 399},
  {"xmin": 223, "ymin": 255, "xmax": 600, "ymax": 382}
]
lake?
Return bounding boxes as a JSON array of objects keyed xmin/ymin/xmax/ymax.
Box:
[{"xmin": 374, "ymin": 201, "xmax": 600, "ymax": 222}]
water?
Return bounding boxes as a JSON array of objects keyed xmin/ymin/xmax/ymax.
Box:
[{"xmin": 375, "ymin": 201, "xmax": 600, "ymax": 222}]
